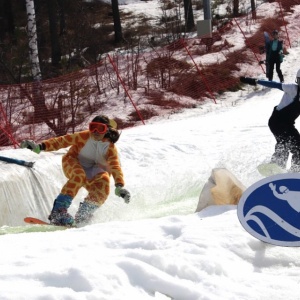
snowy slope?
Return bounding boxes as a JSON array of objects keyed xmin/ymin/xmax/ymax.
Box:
[{"xmin": 1, "ymin": 2, "xmax": 300, "ymax": 299}]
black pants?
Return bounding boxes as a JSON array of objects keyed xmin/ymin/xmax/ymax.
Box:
[
  {"xmin": 268, "ymin": 55, "xmax": 283, "ymax": 82},
  {"xmin": 268, "ymin": 103, "xmax": 300, "ymax": 168}
]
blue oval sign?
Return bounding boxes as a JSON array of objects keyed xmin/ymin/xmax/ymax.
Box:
[{"xmin": 237, "ymin": 173, "xmax": 300, "ymax": 246}]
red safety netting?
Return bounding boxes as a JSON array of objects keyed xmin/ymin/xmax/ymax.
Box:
[{"xmin": 0, "ymin": 0, "xmax": 299, "ymax": 148}]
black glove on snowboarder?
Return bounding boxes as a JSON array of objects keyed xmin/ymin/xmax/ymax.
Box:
[{"xmin": 240, "ymin": 76, "xmax": 257, "ymax": 86}]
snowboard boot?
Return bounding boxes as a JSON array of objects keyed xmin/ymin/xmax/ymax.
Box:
[
  {"xmin": 290, "ymin": 157, "xmax": 300, "ymax": 173},
  {"xmin": 75, "ymin": 200, "xmax": 99, "ymax": 226},
  {"xmin": 270, "ymin": 147, "xmax": 289, "ymax": 169},
  {"xmin": 290, "ymin": 164, "xmax": 300, "ymax": 172},
  {"xmin": 48, "ymin": 194, "xmax": 74, "ymax": 226}
]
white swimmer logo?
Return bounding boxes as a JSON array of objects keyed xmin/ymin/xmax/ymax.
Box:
[{"xmin": 269, "ymin": 183, "xmax": 300, "ymax": 212}]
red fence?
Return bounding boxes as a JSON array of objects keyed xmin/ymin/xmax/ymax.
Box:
[{"xmin": 0, "ymin": 0, "xmax": 299, "ymax": 148}]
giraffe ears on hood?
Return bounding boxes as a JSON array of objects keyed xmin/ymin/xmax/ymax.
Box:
[{"xmin": 109, "ymin": 119, "xmax": 117, "ymax": 129}]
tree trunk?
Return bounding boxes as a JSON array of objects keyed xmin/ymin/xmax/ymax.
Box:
[
  {"xmin": 47, "ymin": 0, "xmax": 61, "ymax": 66},
  {"xmin": 233, "ymin": 0, "xmax": 239, "ymax": 17},
  {"xmin": 57, "ymin": 0, "xmax": 66, "ymax": 36},
  {"xmin": 0, "ymin": 0, "xmax": 14, "ymax": 42},
  {"xmin": 111, "ymin": 0, "xmax": 123, "ymax": 43},
  {"xmin": 183, "ymin": 0, "xmax": 195, "ymax": 32},
  {"xmin": 25, "ymin": 0, "xmax": 42, "ymax": 81},
  {"xmin": 250, "ymin": 0, "xmax": 256, "ymax": 20},
  {"xmin": 25, "ymin": 0, "xmax": 48, "ymax": 127}
]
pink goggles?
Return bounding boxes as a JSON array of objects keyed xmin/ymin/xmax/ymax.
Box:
[{"xmin": 89, "ymin": 122, "xmax": 108, "ymax": 134}]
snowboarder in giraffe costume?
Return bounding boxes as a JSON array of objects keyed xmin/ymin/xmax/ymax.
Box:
[{"xmin": 21, "ymin": 115, "xmax": 130, "ymax": 226}]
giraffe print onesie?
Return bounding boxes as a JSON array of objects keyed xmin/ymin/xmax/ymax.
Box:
[{"xmin": 42, "ymin": 130, "xmax": 125, "ymax": 206}]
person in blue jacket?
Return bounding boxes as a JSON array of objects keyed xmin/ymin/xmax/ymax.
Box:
[{"xmin": 240, "ymin": 69, "xmax": 300, "ymax": 171}]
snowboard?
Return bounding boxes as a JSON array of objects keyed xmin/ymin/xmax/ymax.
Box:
[
  {"xmin": 24, "ymin": 217, "xmax": 50, "ymax": 225},
  {"xmin": 257, "ymin": 162, "xmax": 287, "ymax": 177},
  {"xmin": 24, "ymin": 217, "xmax": 75, "ymax": 229},
  {"xmin": 0, "ymin": 218, "xmax": 69, "ymax": 235}
]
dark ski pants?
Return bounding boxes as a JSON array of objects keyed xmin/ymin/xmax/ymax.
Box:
[
  {"xmin": 268, "ymin": 105, "xmax": 300, "ymax": 169},
  {"xmin": 268, "ymin": 56, "xmax": 283, "ymax": 82}
]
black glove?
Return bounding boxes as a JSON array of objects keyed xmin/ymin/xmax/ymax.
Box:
[
  {"xmin": 115, "ymin": 185, "xmax": 131, "ymax": 204},
  {"xmin": 240, "ymin": 76, "xmax": 257, "ymax": 86}
]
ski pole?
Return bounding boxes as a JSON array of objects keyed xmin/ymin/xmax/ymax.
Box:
[{"xmin": 0, "ymin": 155, "xmax": 34, "ymax": 167}]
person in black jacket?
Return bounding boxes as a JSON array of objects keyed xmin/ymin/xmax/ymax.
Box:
[
  {"xmin": 266, "ymin": 30, "xmax": 284, "ymax": 82},
  {"xmin": 240, "ymin": 69, "xmax": 300, "ymax": 171}
]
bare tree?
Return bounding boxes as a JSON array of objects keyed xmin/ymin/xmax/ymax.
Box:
[
  {"xmin": 183, "ymin": 0, "xmax": 195, "ymax": 32},
  {"xmin": 0, "ymin": 0, "xmax": 14, "ymax": 42},
  {"xmin": 25, "ymin": 0, "xmax": 65, "ymax": 136},
  {"xmin": 233, "ymin": 0, "xmax": 239, "ymax": 17},
  {"xmin": 47, "ymin": 0, "xmax": 62, "ymax": 66},
  {"xmin": 25, "ymin": 0, "xmax": 42, "ymax": 81},
  {"xmin": 111, "ymin": 0, "xmax": 123, "ymax": 43},
  {"xmin": 250, "ymin": 0, "xmax": 256, "ymax": 19},
  {"xmin": 57, "ymin": 0, "xmax": 66, "ymax": 36}
]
